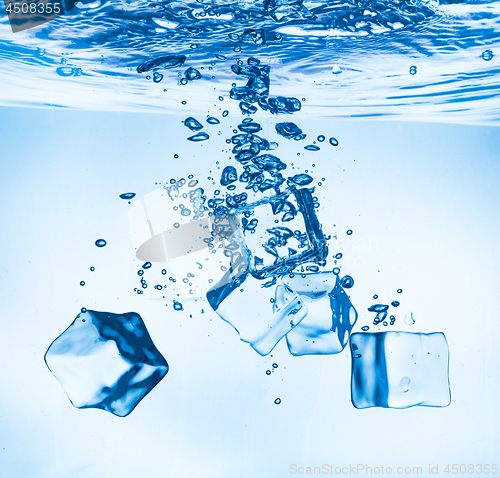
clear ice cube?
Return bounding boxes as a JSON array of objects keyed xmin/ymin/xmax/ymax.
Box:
[
  {"xmin": 350, "ymin": 331, "xmax": 451, "ymax": 409},
  {"xmin": 207, "ymin": 259, "xmax": 308, "ymax": 355},
  {"xmin": 283, "ymin": 272, "xmax": 357, "ymax": 355},
  {"xmin": 128, "ymin": 183, "xmax": 233, "ymax": 299},
  {"xmin": 45, "ymin": 309, "xmax": 169, "ymax": 417}
]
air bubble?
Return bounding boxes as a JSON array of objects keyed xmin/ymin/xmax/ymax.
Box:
[
  {"xmin": 95, "ymin": 239, "xmax": 107, "ymax": 247},
  {"xmin": 482, "ymin": 50, "xmax": 494, "ymax": 61},
  {"xmin": 119, "ymin": 192, "xmax": 136, "ymax": 200},
  {"xmin": 173, "ymin": 300, "xmax": 183, "ymax": 311}
]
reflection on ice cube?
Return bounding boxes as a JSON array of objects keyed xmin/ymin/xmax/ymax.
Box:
[
  {"xmin": 207, "ymin": 258, "xmax": 308, "ymax": 355},
  {"xmin": 350, "ymin": 331, "xmax": 451, "ymax": 409},
  {"xmin": 45, "ymin": 310, "xmax": 169, "ymax": 417},
  {"xmin": 283, "ymin": 272, "xmax": 358, "ymax": 355}
]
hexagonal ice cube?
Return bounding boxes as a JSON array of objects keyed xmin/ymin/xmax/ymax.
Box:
[
  {"xmin": 45, "ymin": 309, "xmax": 168, "ymax": 417},
  {"xmin": 283, "ymin": 272, "xmax": 357, "ymax": 356},
  {"xmin": 350, "ymin": 331, "xmax": 451, "ymax": 409}
]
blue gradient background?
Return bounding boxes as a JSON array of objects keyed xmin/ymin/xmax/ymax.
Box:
[{"xmin": 0, "ymin": 106, "xmax": 499, "ymax": 477}]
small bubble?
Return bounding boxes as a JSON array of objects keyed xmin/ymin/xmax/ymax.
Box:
[
  {"xmin": 317, "ymin": 135, "xmax": 325, "ymax": 142},
  {"xmin": 272, "ymin": 363, "xmax": 278, "ymax": 369},
  {"xmin": 90, "ymin": 266, "xmax": 95, "ymax": 271},
  {"xmin": 95, "ymin": 239, "xmax": 107, "ymax": 247},
  {"xmin": 143, "ymin": 262, "xmax": 152, "ymax": 269},
  {"xmin": 329, "ymin": 137, "xmax": 339, "ymax": 147},
  {"xmin": 138, "ymin": 270, "xmax": 144, "ymax": 276},
  {"xmin": 266, "ymin": 370, "xmax": 271, "ymax": 375},
  {"xmin": 409, "ymin": 65, "xmax": 417, "ymax": 75},
  {"xmin": 482, "ymin": 49, "xmax": 494, "ymax": 61},
  {"xmin": 397, "ymin": 289, "xmax": 403, "ymax": 293},
  {"xmin": 119, "ymin": 192, "xmax": 136, "ymax": 200},
  {"xmin": 80, "ymin": 281, "xmax": 85, "ymax": 286},
  {"xmin": 146, "ymin": 75, "xmax": 151, "ymax": 80},
  {"xmin": 346, "ymin": 229, "xmax": 352, "ymax": 235},
  {"xmin": 274, "ymin": 398, "xmax": 281, "ymax": 405},
  {"xmin": 174, "ymin": 154, "xmax": 179, "ymax": 159},
  {"xmin": 222, "ymin": 110, "xmax": 229, "ymax": 117},
  {"xmin": 335, "ymin": 253, "xmax": 342, "ymax": 259},
  {"xmin": 333, "ymin": 267, "xmax": 340, "ymax": 275},
  {"xmin": 190, "ymin": 43, "xmax": 198, "ymax": 49},
  {"xmin": 180, "ymin": 78, "xmax": 188, "ymax": 85},
  {"xmin": 173, "ymin": 222, "xmax": 180, "ymax": 228},
  {"xmin": 173, "ymin": 300, "xmax": 183, "ymax": 311},
  {"xmin": 182, "ymin": 101, "xmax": 187, "ymax": 105},
  {"xmin": 233, "ymin": 46, "xmax": 241, "ymax": 52},
  {"xmin": 340, "ymin": 275, "xmax": 354, "ymax": 289},
  {"xmin": 361, "ymin": 326, "xmax": 369, "ymax": 331},
  {"xmin": 391, "ymin": 300, "xmax": 400, "ymax": 307},
  {"xmin": 81, "ymin": 307, "xmax": 87, "ymax": 313},
  {"xmin": 373, "ymin": 294, "xmax": 378, "ymax": 299}
]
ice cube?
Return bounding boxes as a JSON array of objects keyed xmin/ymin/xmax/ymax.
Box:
[
  {"xmin": 283, "ymin": 272, "xmax": 357, "ymax": 355},
  {"xmin": 229, "ymin": 187, "xmax": 328, "ymax": 281},
  {"xmin": 45, "ymin": 309, "xmax": 169, "ymax": 417},
  {"xmin": 350, "ymin": 331, "xmax": 451, "ymax": 409},
  {"xmin": 207, "ymin": 258, "xmax": 308, "ymax": 355},
  {"xmin": 128, "ymin": 183, "xmax": 234, "ymax": 299}
]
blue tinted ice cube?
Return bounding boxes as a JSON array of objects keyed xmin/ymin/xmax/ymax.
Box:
[
  {"xmin": 283, "ymin": 272, "xmax": 357, "ymax": 355},
  {"xmin": 45, "ymin": 309, "xmax": 169, "ymax": 417},
  {"xmin": 207, "ymin": 267, "xmax": 308, "ymax": 356},
  {"xmin": 350, "ymin": 331, "xmax": 451, "ymax": 409}
]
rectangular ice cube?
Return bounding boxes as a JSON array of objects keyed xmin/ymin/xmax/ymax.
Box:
[
  {"xmin": 45, "ymin": 309, "xmax": 168, "ymax": 417},
  {"xmin": 350, "ymin": 331, "xmax": 451, "ymax": 409},
  {"xmin": 283, "ymin": 272, "xmax": 357, "ymax": 355}
]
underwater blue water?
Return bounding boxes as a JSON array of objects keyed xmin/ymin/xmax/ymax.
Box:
[
  {"xmin": 0, "ymin": 0, "xmax": 499, "ymax": 121},
  {"xmin": 0, "ymin": 105, "xmax": 499, "ymax": 477}
]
